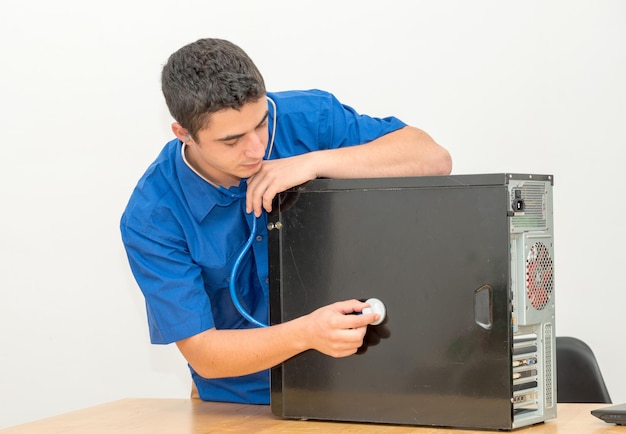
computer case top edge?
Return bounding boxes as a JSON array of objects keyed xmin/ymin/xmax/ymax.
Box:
[{"xmin": 292, "ymin": 173, "xmax": 554, "ymax": 193}]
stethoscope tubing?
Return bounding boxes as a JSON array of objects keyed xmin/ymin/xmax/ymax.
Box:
[
  {"xmin": 228, "ymin": 216, "xmax": 267, "ymax": 327},
  {"xmin": 225, "ymin": 96, "xmax": 276, "ymax": 328}
]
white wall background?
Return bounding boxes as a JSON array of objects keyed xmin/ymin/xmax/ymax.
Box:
[{"xmin": 1, "ymin": 0, "xmax": 624, "ymax": 428}]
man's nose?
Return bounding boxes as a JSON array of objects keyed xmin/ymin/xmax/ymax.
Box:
[{"xmin": 244, "ymin": 134, "xmax": 267, "ymax": 158}]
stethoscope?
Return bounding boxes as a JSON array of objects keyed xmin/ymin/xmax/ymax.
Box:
[
  {"xmin": 222, "ymin": 96, "xmax": 277, "ymax": 328},
  {"xmin": 216, "ymin": 97, "xmax": 388, "ymax": 328}
]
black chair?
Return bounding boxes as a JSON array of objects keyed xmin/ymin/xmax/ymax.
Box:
[{"xmin": 556, "ymin": 336, "xmax": 612, "ymax": 403}]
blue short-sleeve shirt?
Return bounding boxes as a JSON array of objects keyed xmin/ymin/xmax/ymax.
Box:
[{"xmin": 120, "ymin": 89, "xmax": 406, "ymax": 404}]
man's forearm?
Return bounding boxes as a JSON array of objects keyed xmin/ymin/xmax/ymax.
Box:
[
  {"xmin": 312, "ymin": 126, "xmax": 452, "ymax": 179},
  {"xmin": 175, "ymin": 299, "xmax": 377, "ymax": 379},
  {"xmin": 176, "ymin": 319, "xmax": 307, "ymax": 379}
]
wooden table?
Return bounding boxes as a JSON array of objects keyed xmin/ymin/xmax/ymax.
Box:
[{"xmin": 2, "ymin": 399, "xmax": 624, "ymax": 433}]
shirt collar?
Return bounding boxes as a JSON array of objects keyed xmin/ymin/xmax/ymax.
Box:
[{"xmin": 175, "ymin": 140, "xmax": 247, "ymax": 222}]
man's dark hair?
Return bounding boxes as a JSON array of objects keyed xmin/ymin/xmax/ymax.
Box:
[{"xmin": 161, "ymin": 38, "xmax": 266, "ymax": 140}]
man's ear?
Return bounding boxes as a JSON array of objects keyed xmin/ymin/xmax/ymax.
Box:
[{"xmin": 171, "ymin": 122, "xmax": 191, "ymax": 143}]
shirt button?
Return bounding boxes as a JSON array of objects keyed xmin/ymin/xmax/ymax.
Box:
[{"xmin": 256, "ymin": 235, "xmax": 263, "ymax": 242}]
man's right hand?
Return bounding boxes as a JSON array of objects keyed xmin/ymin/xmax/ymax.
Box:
[{"xmin": 298, "ymin": 299, "xmax": 380, "ymax": 358}]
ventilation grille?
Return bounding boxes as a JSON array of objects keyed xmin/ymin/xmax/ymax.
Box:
[
  {"xmin": 511, "ymin": 183, "xmax": 547, "ymax": 230},
  {"xmin": 526, "ymin": 242, "xmax": 554, "ymax": 310},
  {"xmin": 543, "ymin": 323, "xmax": 554, "ymax": 408}
]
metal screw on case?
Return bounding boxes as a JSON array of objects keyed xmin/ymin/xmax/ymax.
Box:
[{"xmin": 267, "ymin": 221, "xmax": 283, "ymax": 230}]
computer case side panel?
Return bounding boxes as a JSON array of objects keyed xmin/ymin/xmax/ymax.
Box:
[{"xmin": 269, "ymin": 174, "xmax": 555, "ymax": 430}]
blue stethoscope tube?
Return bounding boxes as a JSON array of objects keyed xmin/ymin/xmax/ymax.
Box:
[
  {"xmin": 223, "ymin": 96, "xmax": 276, "ymax": 328},
  {"xmin": 228, "ymin": 215, "xmax": 268, "ymax": 328}
]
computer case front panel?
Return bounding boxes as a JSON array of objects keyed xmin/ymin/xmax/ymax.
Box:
[{"xmin": 268, "ymin": 174, "xmax": 556, "ymax": 430}]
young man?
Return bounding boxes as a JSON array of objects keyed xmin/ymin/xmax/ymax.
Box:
[{"xmin": 120, "ymin": 38, "xmax": 452, "ymax": 405}]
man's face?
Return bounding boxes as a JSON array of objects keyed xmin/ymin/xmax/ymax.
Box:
[{"xmin": 184, "ymin": 98, "xmax": 270, "ymax": 188}]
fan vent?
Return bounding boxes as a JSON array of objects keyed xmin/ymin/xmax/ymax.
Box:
[{"xmin": 526, "ymin": 242, "xmax": 554, "ymax": 310}]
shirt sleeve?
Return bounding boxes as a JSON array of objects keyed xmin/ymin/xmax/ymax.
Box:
[
  {"xmin": 120, "ymin": 213, "xmax": 215, "ymax": 344},
  {"xmin": 269, "ymin": 90, "xmax": 407, "ymax": 157},
  {"xmin": 324, "ymin": 91, "xmax": 408, "ymax": 148}
]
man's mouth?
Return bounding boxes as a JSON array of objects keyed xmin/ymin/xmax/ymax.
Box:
[{"xmin": 242, "ymin": 161, "xmax": 262, "ymax": 170}]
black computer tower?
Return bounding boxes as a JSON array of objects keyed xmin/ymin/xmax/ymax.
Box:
[{"xmin": 268, "ymin": 174, "xmax": 556, "ymax": 430}]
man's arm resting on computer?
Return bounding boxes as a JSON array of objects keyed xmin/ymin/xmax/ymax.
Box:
[{"xmin": 246, "ymin": 126, "xmax": 452, "ymax": 216}]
